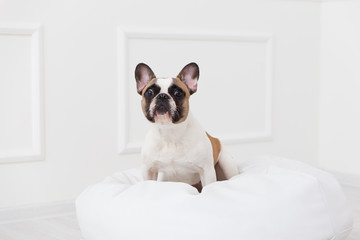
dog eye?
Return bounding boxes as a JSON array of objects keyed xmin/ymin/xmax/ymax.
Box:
[
  {"xmin": 174, "ymin": 89, "xmax": 184, "ymax": 98},
  {"xmin": 145, "ymin": 89, "xmax": 154, "ymax": 98}
]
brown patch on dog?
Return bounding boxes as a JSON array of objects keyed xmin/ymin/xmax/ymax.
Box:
[
  {"xmin": 206, "ymin": 132, "xmax": 221, "ymax": 165},
  {"xmin": 172, "ymin": 78, "xmax": 190, "ymax": 99},
  {"xmin": 141, "ymin": 78, "xmax": 157, "ymax": 98},
  {"xmin": 141, "ymin": 78, "xmax": 157, "ymax": 117},
  {"xmin": 171, "ymin": 78, "xmax": 191, "ymax": 124}
]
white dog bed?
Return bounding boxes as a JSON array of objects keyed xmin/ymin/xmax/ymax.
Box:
[{"xmin": 76, "ymin": 156, "xmax": 353, "ymax": 240}]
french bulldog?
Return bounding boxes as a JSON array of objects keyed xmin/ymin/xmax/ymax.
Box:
[{"xmin": 135, "ymin": 62, "xmax": 239, "ymax": 190}]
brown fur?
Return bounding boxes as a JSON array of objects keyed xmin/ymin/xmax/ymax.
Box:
[
  {"xmin": 206, "ymin": 132, "xmax": 221, "ymax": 165},
  {"xmin": 141, "ymin": 78, "xmax": 157, "ymax": 117},
  {"xmin": 141, "ymin": 78, "xmax": 157, "ymax": 98},
  {"xmin": 171, "ymin": 78, "xmax": 190, "ymax": 123}
]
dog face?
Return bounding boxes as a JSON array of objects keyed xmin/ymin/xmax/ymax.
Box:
[{"xmin": 135, "ymin": 63, "xmax": 199, "ymax": 124}]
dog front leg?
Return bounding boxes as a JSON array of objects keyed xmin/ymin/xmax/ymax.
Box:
[
  {"xmin": 142, "ymin": 166, "xmax": 158, "ymax": 181},
  {"xmin": 199, "ymin": 165, "xmax": 216, "ymax": 187}
]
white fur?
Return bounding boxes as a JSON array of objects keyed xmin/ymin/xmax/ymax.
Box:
[
  {"xmin": 142, "ymin": 113, "xmax": 217, "ymax": 186},
  {"xmin": 157, "ymin": 78, "xmax": 173, "ymax": 93}
]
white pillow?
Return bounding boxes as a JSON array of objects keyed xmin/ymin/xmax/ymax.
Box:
[{"xmin": 76, "ymin": 156, "xmax": 353, "ymax": 240}]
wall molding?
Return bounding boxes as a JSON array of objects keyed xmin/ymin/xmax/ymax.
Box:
[
  {"xmin": 0, "ymin": 24, "xmax": 45, "ymax": 163},
  {"xmin": 118, "ymin": 29, "xmax": 273, "ymax": 154},
  {"xmin": 0, "ymin": 200, "xmax": 75, "ymax": 225}
]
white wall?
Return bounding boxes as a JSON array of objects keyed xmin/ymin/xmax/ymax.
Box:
[
  {"xmin": 0, "ymin": 0, "xmax": 321, "ymax": 209},
  {"xmin": 319, "ymin": 0, "xmax": 360, "ymax": 175}
]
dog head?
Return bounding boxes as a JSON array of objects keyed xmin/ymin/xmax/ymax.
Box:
[{"xmin": 135, "ymin": 62, "xmax": 199, "ymax": 125}]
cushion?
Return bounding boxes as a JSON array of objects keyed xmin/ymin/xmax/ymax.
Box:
[{"xmin": 76, "ymin": 156, "xmax": 353, "ymax": 240}]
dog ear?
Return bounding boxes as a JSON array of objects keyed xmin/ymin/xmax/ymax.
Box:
[
  {"xmin": 135, "ymin": 63, "xmax": 156, "ymax": 95},
  {"xmin": 177, "ymin": 62, "xmax": 199, "ymax": 95}
]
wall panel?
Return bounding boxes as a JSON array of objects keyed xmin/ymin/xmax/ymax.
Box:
[
  {"xmin": 0, "ymin": 25, "xmax": 44, "ymax": 163},
  {"xmin": 118, "ymin": 30, "xmax": 273, "ymax": 153}
]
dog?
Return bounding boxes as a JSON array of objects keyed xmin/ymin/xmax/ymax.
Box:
[{"xmin": 135, "ymin": 62, "xmax": 239, "ymax": 191}]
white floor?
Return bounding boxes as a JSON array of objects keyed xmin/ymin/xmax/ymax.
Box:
[
  {"xmin": 0, "ymin": 214, "xmax": 81, "ymax": 240},
  {"xmin": 0, "ymin": 177, "xmax": 359, "ymax": 240}
]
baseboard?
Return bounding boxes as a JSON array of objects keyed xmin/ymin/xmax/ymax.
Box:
[{"xmin": 0, "ymin": 200, "xmax": 75, "ymax": 224}]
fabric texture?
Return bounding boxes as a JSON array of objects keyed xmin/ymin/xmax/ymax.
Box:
[{"xmin": 76, "ymin": 156, "xmax": 353, "ymax": 240}]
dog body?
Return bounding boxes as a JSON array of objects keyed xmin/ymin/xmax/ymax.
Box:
[
  {"xmin": 142, "ymin": 109, "xmax": 216, "ymax": 186},
  {"xmin": 135, "ymin": 63, "xmax": 238, "ymax": 188}
]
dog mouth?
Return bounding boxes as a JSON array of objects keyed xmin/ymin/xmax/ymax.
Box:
[
  {"xmin": 155, "ymin": 104, "xmax": 169, "ymax": 115},
  {"xmin": 153, "ymin": 103, "xmax": 172, "ymax": 124}
]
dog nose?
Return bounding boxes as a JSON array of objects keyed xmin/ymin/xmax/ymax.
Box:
[{"xmin": 157, "ymin": 93, "xmax": 170, "ymax": 100}]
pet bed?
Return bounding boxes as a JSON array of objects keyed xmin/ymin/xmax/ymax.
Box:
[{"xmin": 76, "ymin": 156, "xmax": 353, "ymax": 240}]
